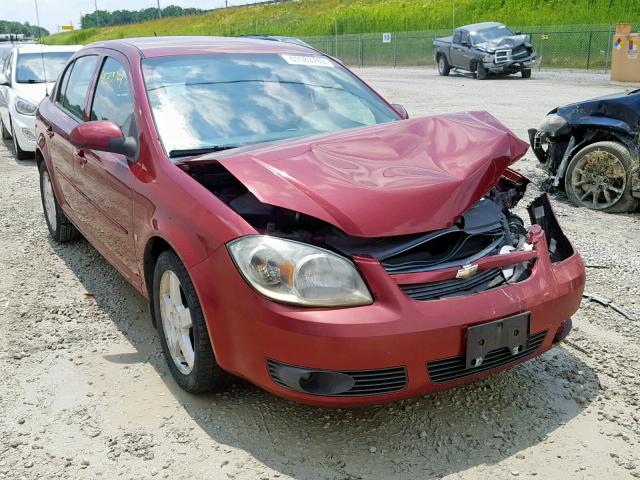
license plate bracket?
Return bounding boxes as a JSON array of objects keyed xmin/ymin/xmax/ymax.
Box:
[{"xmin": 465, "ymin": 313, "xmax": 530, "ymax": 369}]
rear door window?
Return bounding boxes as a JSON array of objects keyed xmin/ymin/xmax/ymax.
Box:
[{"xmin": 59, "ymin": 55, "xmax": 98, "ymax": 119}]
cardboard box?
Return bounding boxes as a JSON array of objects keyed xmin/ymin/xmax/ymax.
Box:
[{"xmin": 611, "ymin": 24, "xmax": 640, "ymax": 82}]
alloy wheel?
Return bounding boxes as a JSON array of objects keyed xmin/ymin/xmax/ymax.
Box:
[
  {"xmin": 159, "ymin": 270, "xmax": 195, "ymax": 374},
  {"xmin": 569, "ymin": 150, "xmax": 627, "ymax": 209}
]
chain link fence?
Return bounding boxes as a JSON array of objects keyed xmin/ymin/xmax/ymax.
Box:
[{"xmin": 300, "ymin": 24, "xmax": 639, "ymax": 71}]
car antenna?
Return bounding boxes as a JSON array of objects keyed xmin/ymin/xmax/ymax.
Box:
[{"xmin": 34, "ymin": 0, "xmax": 48, "ymax": 96}]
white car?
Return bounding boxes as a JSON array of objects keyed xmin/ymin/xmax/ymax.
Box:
[{"xmin": 0, "ymin": 44, "xmax": 80, "ymax": 159}]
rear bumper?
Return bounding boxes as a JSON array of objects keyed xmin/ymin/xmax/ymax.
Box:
[{"xmin": 190, "ymin": 197, "xmax": 585, "ymax": 407}]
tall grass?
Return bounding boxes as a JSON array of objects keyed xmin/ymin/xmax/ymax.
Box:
[{"xmin": 44, "ymin": 0, "xmax": 640, "ymax": 45}]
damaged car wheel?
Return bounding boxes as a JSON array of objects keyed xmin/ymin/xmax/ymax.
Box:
[
  {"xmin": 153, "ymin": 251, "xmax": 230, "ymax": 393},
  {"xmin": 564, "ymin": 141, "xmax": 637, "ymax": 213}
]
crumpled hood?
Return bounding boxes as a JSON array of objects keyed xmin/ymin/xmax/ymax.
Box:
[
  {"xmin": 212, "ymin": 112, "xmax": 529, "ymax": 237},
  {"xmin": 476, "ymin": 34, "xmax": 530, "ymax": 53}
]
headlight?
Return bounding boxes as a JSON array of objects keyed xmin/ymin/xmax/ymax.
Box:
[
  {"xmin": 227, "ymin": 236, "xmax": 373, "ymax": 307},
  {"xmin": 482, "ymin": 54, "xmax": 493, "ymax": 62},
  {"xmin": 538, "ymin": 113, "xmax": 568, "ymax": 136},
  {"xmin": 15, "ymin": 97, "xmax": 38, "ymax": 116}
]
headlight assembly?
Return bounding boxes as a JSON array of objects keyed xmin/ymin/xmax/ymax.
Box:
[
  {"xmin": 227, "ymin": 236, "xmax": 373, "ymax": 307},
  {"xmin": 538, "ymin": 113, "xmax": 568, "ymax": 136},
  {"xmin": 15, "ymin": 97, "xmax": 38, "ymax": 116}
]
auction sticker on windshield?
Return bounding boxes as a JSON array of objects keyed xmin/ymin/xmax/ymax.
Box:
[{"xmin": 281, "ymin": 54, "xmax": 334, "ymax": 67}]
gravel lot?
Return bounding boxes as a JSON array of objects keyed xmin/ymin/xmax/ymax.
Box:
[{"xmin": 1, "ymin": 67, "xmax": 639, "ymax": 480}]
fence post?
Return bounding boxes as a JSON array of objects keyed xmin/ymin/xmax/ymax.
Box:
[
  {"xmin": 393, "ymin": 32, "xmax": 398, "ymax": 67},
  {"xmin": 359, "ymin": 34, "xmax": 362, "ymax": 67},
  {"xmin": 586, "ymin": 30, "xmax": 593, "ymax": 70},
  {"xmin": 604, "ymin": 24, "xmax": 613, "ymax": 74}
]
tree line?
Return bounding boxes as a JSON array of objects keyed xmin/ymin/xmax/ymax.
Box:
[
  {"xmin": 0, "ymin": 20, "xmax": 49, "ymax": 37},
  {"xmin": 81, "ymin": 5, "xmax": 205, "ymax": 29}
]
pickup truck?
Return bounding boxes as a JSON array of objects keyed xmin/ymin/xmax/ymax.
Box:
[{"xmin": 433, "ymin": 22, "xmax": 538, "ymax": 79}]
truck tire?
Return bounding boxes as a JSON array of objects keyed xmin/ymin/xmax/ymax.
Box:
[
  {"xmin": 476, "ymin": 63, "xmax": 488, "ymax": 80},
  {"xmin": 437, "ymin": 55, "xmax": 450, "ymax": 76},
  {"xmin": 564, "ymin": 141, "xmax": 637, "ymax": 213},
  {"xmin": 522, "ymin": 68, "xmax": 532, "ymax": 78}
]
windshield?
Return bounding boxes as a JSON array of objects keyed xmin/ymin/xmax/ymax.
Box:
[
  {"xmin": 16, "ymin": 52, "xmax": 74, "ymax": 83},
  {"xmin": 142, "ymin": 53, "xmax": 399, "ymax": 157},
  {"xmin": 471, "ymin": 25, "xmax": 514, "ymax": 44}
]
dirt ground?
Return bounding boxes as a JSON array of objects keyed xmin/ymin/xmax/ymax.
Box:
[{"xmin": 1, "ymin": 67, "xmax": 639, "ymax": 480}]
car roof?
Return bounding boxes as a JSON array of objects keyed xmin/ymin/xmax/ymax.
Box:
[
  {"xmin": 15, "ymin": 44, "xmax": 82, "ymax": 54},
  {"xmin": 87, "ymin": 36, "xmax": 318, "ymax": 58},
  {"xmin": 457, "ymin": 22, "xmax": 505, "ymax": 32}
]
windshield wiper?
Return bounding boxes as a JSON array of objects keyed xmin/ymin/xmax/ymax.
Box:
[{"xmin": 168, "ymin": 145, "xmax": 241, "ymax": 158}]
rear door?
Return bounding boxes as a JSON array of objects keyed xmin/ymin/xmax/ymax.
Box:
[
  {"xmin": 46, "ymin": 55, "xmax": 99, "ymax": 217},
  {"xmin": 73, "ymin": 53, "xmax": 137, "ymax": 282}
]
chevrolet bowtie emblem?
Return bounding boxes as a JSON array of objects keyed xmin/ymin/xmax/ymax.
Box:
[{"xmin": 456, "ymin": 264, "xmax": 479, "ymax": 280}]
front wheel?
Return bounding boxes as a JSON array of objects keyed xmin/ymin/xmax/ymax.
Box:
[
  {"xmin": 39, "ymin": 161, "xmax": 79, "ymax": 242},
  {"xmin": 153, "ymin": 250, "xmax": 230, "ymax": 393},
  {"xmin": 564, "ymin": 141, "xmax": 637, "ymax": 213},
  {"xmin": 522, "ymin": 68, "xmax": 532, "ymax": 78},
  {"xmin": 476, "ymin": 63, "xmax": 489, "ymax": 80},
  {"xmin": 0, "ymin": 116, "xmax": 10, "ymax": 140},
  {"xmin": 10, "ymin": 118, "xmax": 31, "ymax": 160},
  {"xmin": 437, "ymin": 55, "xmax": 450, "ymax": 76}
]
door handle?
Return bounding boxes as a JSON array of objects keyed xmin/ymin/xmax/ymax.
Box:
[
  {"xmin": 46, "ymin": 125, "xmax": 54, "ymax": 138},
  {"xmin": 74, "ymin": 149, "xmax": 88, "ymax": 166}
]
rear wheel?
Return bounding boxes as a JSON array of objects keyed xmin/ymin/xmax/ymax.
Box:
[
  {"xmin": 564, "ymin": 141, "xmax": 637, "ymax": 213},
  {"xmin": 476, "ymin": 63, "xmax": 489, "ymax": 80},
  {"xmin": 522, "ymin": 68, "xmax": 532, "ymax": 78},
  {"xmin": 39, "ymin": 161, "xmax": 80, "ymax": 242},
  {"xmin": 153, "ymin": 250, "xmax": 230, "ymax": 393},
  {"xmin": 437, "ymin": 55, "xmax": 450, "ymax": 76}
]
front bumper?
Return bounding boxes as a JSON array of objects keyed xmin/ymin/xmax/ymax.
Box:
[
  {"xmin": 191, "ymin": 195, "xmax": 585, "ymax": 407},
  {"xmin": 484, "ymin": 54, "xmax": 538, "ymax": 73},
  {"xmin": 10, "ymin": 109, "xmax": 36, "ymax": 152}
]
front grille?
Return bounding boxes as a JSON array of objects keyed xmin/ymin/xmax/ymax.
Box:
[
  {"xmin": 400, "ymin": 268, "xmax": 505, "ymax": 301},
  {"xmin": 267, "ymin": 360, "xmax": 408, "ymax": 396},
  {"xmin": 427, "ymin": 330, "xmax": 547, "ymax": 383}
]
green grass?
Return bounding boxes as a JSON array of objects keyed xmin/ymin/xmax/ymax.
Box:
[{"xmin": 44, "ymin": 0, "xmax": 640, "ymax": 45}]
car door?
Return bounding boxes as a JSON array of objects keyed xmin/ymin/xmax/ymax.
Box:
[
  {"xmin": 456, "ymin": 31, "xmax": 475, "ymax": 70},
  {"xmin": 0, "ymin": 52, "xmax": 13, "ymax": 128},
  {"xmin": 450, "ymin": 31, "xmax": 466, "ymax": 68},
  {"xmin": 73, "ymin": 53, "xmax": 137, "ymax": 283},
  {"xmin": 46, "ymin": 55, "xmax": 99, "ymax": 217}
]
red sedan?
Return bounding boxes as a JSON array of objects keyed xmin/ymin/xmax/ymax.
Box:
[{"xmin": 35, "ymin": 36, "xmax": 585, "ymax": 406}]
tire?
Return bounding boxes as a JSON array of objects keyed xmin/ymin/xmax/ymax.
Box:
[
  {"xmin": 522, "ymin": 68, "xmax": 532, "ymax": 78},
  {"xmin": 38, "ymin": 161, "xmax": 80, "ymax": 242},
  {"xmin": 564, "ymin": 141, "xmax": 637, "ymax": 213},
  {"xmin": 437, "ymin": 54, "xmax": 450, "ymax": 76},
  {"xmin": 10, "ymin": 117, "xmax": 31, "ymax": 160},
  {"xmin": 153, "ymin": 250, "xmax": 230, "ymax": 393},
  {"xmin": 476, "ymin": 63, "xmax": 489, "ymax": 80},
  {"xmin": 0, "ymin": 117, "xmax": 10, "ymax": 140}
]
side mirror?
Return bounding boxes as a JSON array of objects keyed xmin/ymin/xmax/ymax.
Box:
[
  {"xmin": 515, "ymin": 31, "xmax": 522, "ymax": 35},
  {"xmin": 391, "ymin": 103, "xmax": 409, "ymax": 120},
  {"xmin": 70, "ymin": 121, "xmax": 138, "ymax": 160},
  {"xmin": 0, "ymin": 73, "xmax": 9, "ymax": 86}
]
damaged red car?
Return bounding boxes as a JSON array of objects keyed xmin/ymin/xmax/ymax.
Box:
[{"xmin": 35, "ymin": 36, "xmax": 585, "ymax": 406}]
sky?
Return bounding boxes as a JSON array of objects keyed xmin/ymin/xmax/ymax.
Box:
[{"xmin": 4, "ymin": 0, "xmax": 236, "ymax": 35}]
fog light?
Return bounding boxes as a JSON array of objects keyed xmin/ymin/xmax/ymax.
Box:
[
  {"xmin": 22, "ymin": 128, "xmax": 36, "ymax": 141},
  {"xmin": 553, "ymin": 319, "xmax": 572, "ymax": 343}
]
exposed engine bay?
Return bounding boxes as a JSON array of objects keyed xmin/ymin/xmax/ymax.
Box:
[{"xmin": 184, "ymin": 161, "xmax": 540, "ymax": 297}]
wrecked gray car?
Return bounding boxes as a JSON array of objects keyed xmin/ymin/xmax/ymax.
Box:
[
  {"xmin": 434, "ymin": 22, "xmax": 538, "ymax": 79},
  {"xmin": 529, "ymin": 90, "xmax": 640, "ymax": 212}
]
